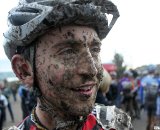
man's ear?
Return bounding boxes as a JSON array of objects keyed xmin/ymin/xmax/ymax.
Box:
[{"xmin": 11, "ymin": 54, "xmax": 33, "ymax": 88}]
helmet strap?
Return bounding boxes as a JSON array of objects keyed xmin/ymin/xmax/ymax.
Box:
[{"xmin": 30, "ymin": 44, "xmax": 42, "ymax": 97}]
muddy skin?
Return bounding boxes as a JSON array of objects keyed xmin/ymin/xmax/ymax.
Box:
[
  {"xmin": 38, "ymin": 97, "xmax": 78, "ymax": 130},
  {"xmin": 35, "ymin": 26, "xmax": 103, "ymax": 130},
  {"xmin": 3, "ymin": 0, "xmax": 122, "ymax": 129}
]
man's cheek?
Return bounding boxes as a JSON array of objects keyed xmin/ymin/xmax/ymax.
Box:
[
  {"xmin": 44, "ymin": 64, "xmax": 65, "ymax": 89},
  {"xmin": 62, "ymin": 70, "xmax": 75, "ymax": 87},
  {"xmin": 96, "ymin": 63, "xmax": 103, "ymax": 82},
  {"xmin": 53, "ymin": 65, "xmax": 65, "ymax": 82}
]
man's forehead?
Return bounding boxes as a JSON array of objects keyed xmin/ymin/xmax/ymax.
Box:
[
  {"xmin": 49, "ymin": 26, "xmax": 98, "ymax": 35},
  {"xmin": 41, "ymin": 25, "xmax": 100, "ymax": 42},
  {"xmin": 36, "ymin": 26, "xmax": 101, "ymax": 50}
]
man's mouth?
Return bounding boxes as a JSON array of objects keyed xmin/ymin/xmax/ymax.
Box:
[{"xmin": 71, "ymin": 82, "xmax": 96, "ymax": 96}]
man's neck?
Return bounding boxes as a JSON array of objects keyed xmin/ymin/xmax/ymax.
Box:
[{"xmin": 35, "ymin": 99, "xmax": 82, "ymax": 130}]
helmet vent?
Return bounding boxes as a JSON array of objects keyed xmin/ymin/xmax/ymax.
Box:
[
  {"xmin": 16, "ymin": 7, "xmax": 41, "ymax": 13},
  {"xmin": 9, "ymin": 7, "xmax": 41, "ymax": 26},
  {"xmin": 9, "ymin": 13, "xmax": 39, "ymax": 26}
]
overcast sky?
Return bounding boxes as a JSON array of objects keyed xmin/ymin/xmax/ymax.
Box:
[{"xmin": 0, "ymin": 0, "xmax": 160, "ymax": 72}]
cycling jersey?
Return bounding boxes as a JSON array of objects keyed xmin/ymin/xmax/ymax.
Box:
[{"xmin": 8, "ymin": 105, "xmax": 133, "ymax": 130}]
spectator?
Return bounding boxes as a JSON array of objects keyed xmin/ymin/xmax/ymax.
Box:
[
  {"xmin": 0, "ymin": 89, "xmax": 8, "ymax": 130},
  {"xmin": 119, "ymin": 70, "xmax": 134, "ymax": 117},
  {"xmin": 141, "ymin": 65, "xmax": 159, "ymax": 130},
  {"xmin": 106, "ymin": 71, "xmax": 119, "ymax": 106},
  {"xmin": 95, "ymin": 68, "xmax": 111, "ymax": 105},
  {"xmin": 156, "ymin": 88, "xmax": 160, "ymax": 126},
  {"xmin": 18, "ymin": 83, "xmax": 30, "ymax": 119},
  {"xmin": 2, "ymin": 79, "xmax": 14, "ymax": 122}
]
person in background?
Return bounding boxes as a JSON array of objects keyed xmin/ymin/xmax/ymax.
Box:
[
  {"xmin": 128, "ymin": 69, "xmax": 140, "ymax": 119},
  {"xmin": 132, "ymin": 75, "xmax": 142, "ymax": 119},
  {"xmin": 119, "ymin": 70, "xmax": 134, "ymax": 117},
  {"xmin": 3, "ymin": 0, "xmax": 133, "ymax": 129},
  {"xmin": 106, "ymin": 71, "xmax": 119, "ymax": 106},
  {"xmin": 0, "ymin": 89, "xmax": 8, "ymax": 130},
  {"xmin": 2, "ymin": 79, "xmax": 15, "ymax": 122},
  {"xmin": 141, "ymin": 65, "xmax": 159, "ymax": 130},
  {"xmin": 155, "ymin": 72, "xmax": 160, "ymax": 89},
  {"xmin": 18, "ymin": 83, "xmax": 37, "ymax": 119},
  {"xmin": 11, "ymin": 84, "xmax": 17, "ymax": 102},
  {"xmin": 95, "ymin": 68, "xmax": 111, "ymax": 106},
  {"xmin": 155, "ymin": 88, "xmax": 160, "ymax": 127},
  {"xmin": 18, "ymin": 83, "xmax": 30, "ymax": 119},
  {"xmin": 155, "ymin": 72, "xmax": 160, "ymax": 126},
  {"xmin": 138, "ymin": 70, "xmax": 149, "ymax": 110}
]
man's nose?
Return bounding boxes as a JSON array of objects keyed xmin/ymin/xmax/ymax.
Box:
[{"xmin": 77, "ymin": 52, "xmax": 98, "ymax": 77}]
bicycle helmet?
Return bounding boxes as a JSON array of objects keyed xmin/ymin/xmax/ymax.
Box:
[
  {"xmin": 3, "ymin": 0, "xmax": 119, "ymax": 61},
  {"xmin": 147, "ymin": 64, "xmax": 157, "ymax": 73}
]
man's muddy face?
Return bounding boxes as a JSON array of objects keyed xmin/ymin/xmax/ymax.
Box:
[{"xmin": 35, "ymin": 26, "xmax": 103, "ymax": 116}]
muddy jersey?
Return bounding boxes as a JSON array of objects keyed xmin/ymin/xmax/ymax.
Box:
[{"xmin": 8, "ymin": 105, "xmax": 133, "ymax": 130}]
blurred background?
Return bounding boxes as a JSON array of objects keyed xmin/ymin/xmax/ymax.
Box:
[{"xmin": 0, "ymin": 0, "xmax": 160, "ymax": 130}]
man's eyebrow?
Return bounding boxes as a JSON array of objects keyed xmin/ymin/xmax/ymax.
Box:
[
  {"xmin": 65, "ymin": 39, "xmax": 80, "ymax": 45},
  {"xmin": 52, "ymin": 39, "xmax": 79, "ymax": 48}
]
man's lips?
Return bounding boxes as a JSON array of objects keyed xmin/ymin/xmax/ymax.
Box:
[{"xmin": 71, "ymin": 82, "xmax": 96, "ymax": 96}]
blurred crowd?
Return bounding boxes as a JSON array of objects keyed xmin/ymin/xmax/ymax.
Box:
[
  {"xmin": 0, "ymin": 79, "xmax": 36, "ymax": 130},
  {"xmin": 96, "ymin": 65, "xmax": 160, "ymax": 130}
]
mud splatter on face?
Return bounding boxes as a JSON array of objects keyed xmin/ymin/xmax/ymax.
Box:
[
  {"xmin": 83, "ymin": 35, "xmax": 86, "ymax": 42},
  {"xmin": 67, "ymin": 31, "xmax": 74, "ymax": 39},
  {"xmin": 62, "ymin": 31, "xmax": 75, "ymax": 40},
  {"xmin": 54, "ymin": 64, "xmax": 59, "ymax": 69},
  {"xmin": 35, "ymin": 26, "xmax": 103, "ymax": 120}
]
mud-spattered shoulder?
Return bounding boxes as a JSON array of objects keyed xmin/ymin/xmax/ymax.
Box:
[{"xmin": 94, "ymin": 104, "xmax": 134, "ymax": 130}]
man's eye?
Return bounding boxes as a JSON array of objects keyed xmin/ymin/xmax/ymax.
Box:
[
  {"xmin": 91, "ymin": 47, "xmax": 101, "ymax": 53},
  {"xmin": 58, "ymin": 48, "xmax": 76, "ymax": 55},
  {"xmin": 65, "ymin": 49, "xmax": 75, "ymax": 54}
]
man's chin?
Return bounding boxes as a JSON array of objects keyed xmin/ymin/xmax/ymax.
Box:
[{"xmin": 66, "ymin": 103, "xmax": 94, "ymax": 117}]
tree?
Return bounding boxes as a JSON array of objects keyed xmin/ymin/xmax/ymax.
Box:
[{"xmin": 112, "ymin": 53, "xmax": 126, "ymax": 78}]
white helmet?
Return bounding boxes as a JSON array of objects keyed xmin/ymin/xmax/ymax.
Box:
[{"xmin": 3, "ymin": 0, "xmax": 119, "ymax": 60}]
